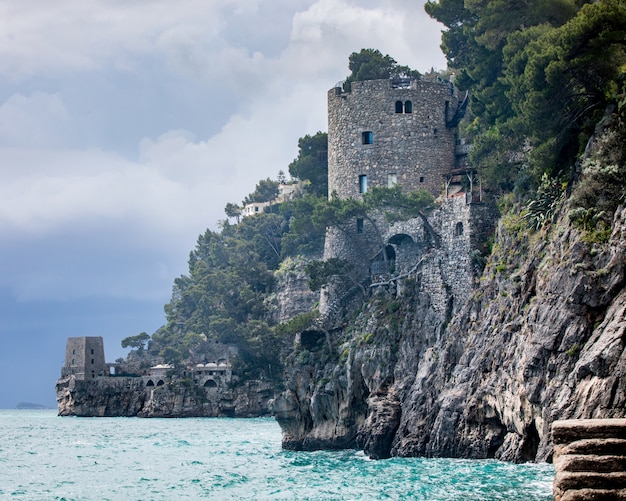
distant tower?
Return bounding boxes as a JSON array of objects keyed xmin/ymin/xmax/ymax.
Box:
[
  {"xmin": 61, "ymin": 337, "xmax": 108, "ymax": 380},
  {"xmin": 327, "ymin": 78, "xmax": 465, "ymax": 200}
]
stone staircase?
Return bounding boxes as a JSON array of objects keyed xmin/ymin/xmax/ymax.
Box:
[{"xmin": 552, "ymin": 419, "xmax": 626, "ymax": 500}]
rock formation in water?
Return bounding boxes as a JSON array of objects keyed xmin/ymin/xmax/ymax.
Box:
[{"xmin": 56, "ymin": 375, "xmax": 274, "ymax": 418}]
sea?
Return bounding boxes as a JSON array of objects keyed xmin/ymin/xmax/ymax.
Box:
[{"xmin": 0, "ymin": 410, "xmax": 554, "ymax": 500}]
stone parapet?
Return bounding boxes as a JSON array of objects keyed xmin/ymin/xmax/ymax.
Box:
[{"xmin": 553, "ymin": 419, "xmax": 626, "ymax": 500}]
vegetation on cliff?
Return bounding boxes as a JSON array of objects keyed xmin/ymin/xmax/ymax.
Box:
[{"xmin": 426, "ymin": 0, "xmax": 625, "ymax": 194}]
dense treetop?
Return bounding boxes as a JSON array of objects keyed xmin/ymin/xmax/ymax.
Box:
[
  {"xmin": 426, "ymin": 0, "xmax": 625, "ymax": 192},
  {"xmin": 343, "ymin": 48, "xmax": 422, "ymax": 91}
]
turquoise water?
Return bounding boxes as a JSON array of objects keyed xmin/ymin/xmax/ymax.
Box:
[{"xmin": 0, "ymin": 410, "xmax": 554, "ymax": 500}]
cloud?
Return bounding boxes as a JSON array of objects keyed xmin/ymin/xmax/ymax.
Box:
[
  {"xmin": 0, "ymin": 0, "xmax": 445, "ymax": 305},
  {"xmin": 0, "ymin": 92, "xmax": 70, "ymax": 147}
]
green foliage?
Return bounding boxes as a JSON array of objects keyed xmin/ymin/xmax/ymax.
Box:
[
  {"xmin": 288, "ymin": 132, "xmax": 328, "ymax": 196},
  {"xmin": 568, "ymin": 111, "xmax": 626, "ymax": 242},
  {"xmin": 426, "ymin": 0, "xmax": 626, "ymax": 191},
  {"xmin": 275, "ymin": 311, "xmax": 320, "ymax": 337},
  {"xmin": 343, "ymin": 49, "xmax": 421, "ymax": 91},
  {"xmin": 224, "ymin": 202, "xmax": 242, "ymax": 223},
  {"xmin": 305, "ymin": 258, "xmax": 354, "ymax": 292},
  {"xmin": 121, "ymin": 332, "xmax": 150, "ymax": 351},
  {"xmin": 363, "ymin": 186, "xmax": 435, "ymax": 223},
  {"xmin": 566, "ymin": 343, "xmax": 581, "ymax": 357},
  {"xmin": 243, "ymin": 178, "xmax": 279, "ymax": 205},
  {"xmin": 523, "ymin": 173, "xmax": 565, "ymax": 230}
]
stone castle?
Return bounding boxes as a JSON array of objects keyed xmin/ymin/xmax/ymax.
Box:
[{"xmin": 321, "ymin": 77, "xmax": 496, "ymax": 314}]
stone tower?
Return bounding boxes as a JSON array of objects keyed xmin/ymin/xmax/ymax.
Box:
[
  {"xmin": 322, "ymin": 77, "xmax": 469, "ymax": 288},
  {"xmin": 327, "ymin": 78, "xmax": 465, "ymax": 200},
  {"xmin": 61, "ymin": 336, "xmax": 108, "ymax": 380}
]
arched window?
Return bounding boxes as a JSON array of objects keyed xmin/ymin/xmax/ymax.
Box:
[
  {"xmin": 395, "ymin": 101, "xmax": 403, "ymax": 113},
  {"xmin": 146, "ymin": 380, "xmax": 155, "ymax": 387},
  {"xmin": 404, "ymin": 101, "xmax": 412, "ymax": 113},
  {"xmin": 156, "ymin": 380, "xmax": 165, "ymax": 386},
  {"xmin": 455, "ymin": 222, "xmax": 464, "ymax": 236}
]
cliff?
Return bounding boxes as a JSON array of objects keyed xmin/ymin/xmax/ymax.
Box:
[
  {"xmin": 56, "ymin": 375, "xmax": 274, "ymax": 418},
  {"xmin": 274, "ymin": 119, "xmax": 626, "ymax": 461}
]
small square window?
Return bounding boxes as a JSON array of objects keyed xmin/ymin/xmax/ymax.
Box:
[
  {"xmin": 362, "ymin": 131, "xmax": 373, "ymax": 144},
  {"xmin": 357, "ymin": 218, "xmax": 364, "ymax": 234},
  {"xmin": 419, "ymin": 176, "xmax": 425, "ymax": 183}
]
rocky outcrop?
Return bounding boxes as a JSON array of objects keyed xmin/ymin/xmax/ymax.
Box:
[
  {"xmin": 275, "ymin": 124, "xmax": 626, "ymax": 461},
  {"xmin": 552, "ymin": 419, "xmax": 626, "ymax": 500},
  {"xmin": 56, "ymin": 375, "xmax": 274, "ymax": 418}
]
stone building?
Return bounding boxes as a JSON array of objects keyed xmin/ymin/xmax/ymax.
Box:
[
  {"xmin": 322, "ymin": 77, "xmax": 494, "ymax": 313},
  {"xmin": 61, "ymin": 336, "xmax": 110, "ymax": 380},
  {"xmin": 327, "ymin": 78, "xmax": 466, "ymax": 199}
]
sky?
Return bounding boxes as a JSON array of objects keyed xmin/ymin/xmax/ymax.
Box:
[{"xmin": 0, "ymin": 0, "xmax": 447, "ymax": 408}]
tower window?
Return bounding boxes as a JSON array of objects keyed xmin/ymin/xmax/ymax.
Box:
[
  {"xmin": 455, "ymin": 222, "xmax": 464, "ymax": 236},
  {"xmin": 361, "ymin": 131, "xmax": 373, "ymax": 144},
  {"xmin": 395, "ymin": 101, "xmax": 403, "ymax": 113},
  {"xmin": 91, "ymin": 349, "xmax": 94, "ymax": 355},
  {"xmin": 91, "ymin": 358, "xmax": 95, "ymax": 364},
  {"xmin": 404, "ymin": 101, "xmax": 412, "ymax": 113},
  {"xmin": 357, "ymin": 218, "xmax": 364, "ymax": 234},
  {"xmin": 359, "ymin": 175, "xmax": 368, "ymax": 194},
  {"xmin": 387, "ymin": 173, "xmax": 397, "ymax": 188},
  {"xmin": 419, "ymin": 176, "xmax": 425, "ymax": 183}
]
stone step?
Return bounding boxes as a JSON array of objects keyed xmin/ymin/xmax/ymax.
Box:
[
  {"xmin": 553, "ymin": 419, "xmax": 626, "ymax": 445},
  {"xmin": 556, "ymin": 454, "xmax": 626, "ymax": 473},
  {"xmin": 554, "ymin": 471, "xmax": 626, "ymax": 491},
  {"xmin": 556, "ymin": 438, "xmax": 626, "ymax": 457},
  {"xmin": 558, "ymin": 488, "xmax": 626, "ymax": 501}
]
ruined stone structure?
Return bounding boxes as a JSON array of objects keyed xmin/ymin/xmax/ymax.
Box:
[
  {"xmin": 61, "ymin": 336, "xmax": 109, "ymax": 380},
  {"xmin": 321, "ymin": 77, "xmax": 489, "ymax": 313}
]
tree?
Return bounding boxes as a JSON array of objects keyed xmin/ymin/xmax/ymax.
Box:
[
  {"xmin": 224, "ymin": 202, "xmax": 241, "ymax": 224},
  {"xmin": 243, "ymin": 178, "xmax": 279, "ymax": 205},
  {"xmin": 121, "ymin": 332, "xmax": 150, "ymax": 351},
  {"xmin": 288, "ymin": 132, "xmax": 328, "ymax": 196},
  {"xmin": 343, "ymin": 49, "xmax": 422, "ymax": 91},
  {"xmin": 425, "ymin": 0, "xmax": 625, "ymax": 192}
]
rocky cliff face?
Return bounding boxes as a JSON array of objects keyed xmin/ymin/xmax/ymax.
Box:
[
  {"xmin": 56, "ymin": 376, "xmax": 274, "ymax": 418},
  {"xmin": 274, "ymin": 122, "xmax": 626, "ymax": 462}
]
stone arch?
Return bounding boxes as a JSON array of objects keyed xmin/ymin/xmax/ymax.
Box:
[
  {"xmin": 146, "ymin": 379, "xmax": 154, "ymax": 387},
  {"xmin": 387, "ymin": 234, "xmax": 421, "ymax": 274},
  {"xmin": 204, "ymin": 379, "xmax": 218, "ymax": 388},
  {"xmin": 156, "ymin": 380, "xmax": 165, "ymax": 386},
  {"xmin": 371, "ymin": 245, "xmax": 396, "ymax": 275}
]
